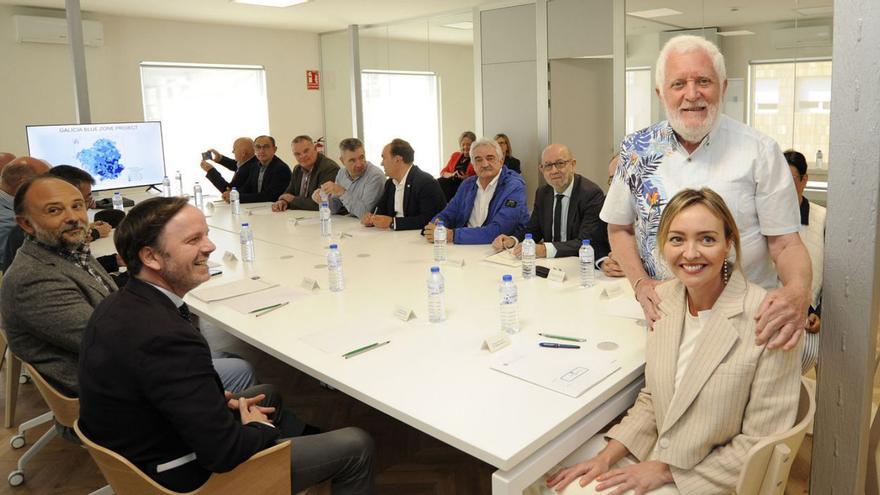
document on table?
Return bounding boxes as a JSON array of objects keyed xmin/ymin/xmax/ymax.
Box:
[
  {"xmin": 485, "ymin": 250, "xmax": 521, "ymax": 267},
  {"xmin": 490, "ymin": 346, "xmax": 621, "ymax": 398},
  {"xmin": 301, "ymin": 326, "xmax": 399, "ymax": 356},
  {"xmin": 602, "ymin": 295, "xmax": 645, "ymax": 320},
  {"xmin": 220, "ymin": 286, "xmax": 306, "ymax": 314},
  {"xmin": 190, "ymin": 277, "xmax": 278, "ymax": 302}
]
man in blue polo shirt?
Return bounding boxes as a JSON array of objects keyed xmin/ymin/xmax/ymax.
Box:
[{"xmin": 424, "ymin": 137, "xmax": 528, "ymax": 245}]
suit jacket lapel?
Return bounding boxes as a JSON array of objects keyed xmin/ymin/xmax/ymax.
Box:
[
  {"xmin": 402, "ymin": 166, "xmax": 416, "ymax": 215},
  {"xmin": 541, "ymin": 186, "xmax": 554, "ymax": 241},
  {"xmin": 566, "ymin": 175, "xmax": 581, "ymax": 235},
  {"xmin": 22, "ymin": 240, "xmax": 113, "ymax": 297},
  {"xmin": 659, "ymin": 273, "xmax": 747, "ymax": 434},
  {"xmin": 653, "ymin": 281, "xmax": 686, "ymax": 427}
]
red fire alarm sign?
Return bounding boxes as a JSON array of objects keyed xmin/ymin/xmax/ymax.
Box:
[{"xmin": 306, "ymin": 70, "xmax": 320, "ymax": 90}]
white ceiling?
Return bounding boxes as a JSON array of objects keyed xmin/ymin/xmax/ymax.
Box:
[
  {"xmin": 0, "ymin": 0, "xmax": 489, "ymax": 34},
  {"xmin": 0, "ymin": 0, "xmax": 834, "ymax": 42}
]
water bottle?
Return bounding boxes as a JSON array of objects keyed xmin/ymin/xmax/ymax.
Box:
[
  {"xmin": 579, "ymin": 239, "xmax": 595, "ymax": 288},
  {"xmin": 433, "ymin": 221, "xmax": 447, "ymax": 262},
  {"xmin": 499, "ymin": 274, "xmax": 520, "ymax": 334},
  {"xmin": 193, "ymin": 182, "xmax": 204, "ymax": 209},
  {"xmin": 521, "ymin": 234, "xmax": 536, "ymax": 279},
  {"xmin": 230, "ymin": 187, "xmax": 241, "ymax": 216},
  {"xmin": 327, "ymin": 244, "xmax": 344, "ymax": 292},
  {"xmin": 162, "ymin": 176, "xmax": 171, "ymax": 198},
  {"xmin": 112, "ymin": 192, "xmax": 124, "ymax": 211},
  {"xmin": 240, "ymin": 223, "xmax": 255, "ymax": 262},
  {"xmin": 175, "ymin": 170, "xmax": 184, "ymax": 196},
  {"xmin": 427, "ymin": 266, "xmax": 446, "ymax": 323},
  {"xmin": 320, "ymin": 201, "xmax": 332, "ymax": 237},
  {"xmin": 815, "ymin": 149, "xmax": 824, "ymax": 168}
]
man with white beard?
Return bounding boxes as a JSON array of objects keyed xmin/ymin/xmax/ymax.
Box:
[{"xmin": 600, "ymin": 35, "xmax": 812, "ymax": 351}]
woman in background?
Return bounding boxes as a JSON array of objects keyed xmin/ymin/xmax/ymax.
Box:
[
  {"xmin": 538, "ymin": 188, "xmax": 803, "ymax": 495},
  {"xmin": 495, "ymin": 133, "xmax": 521, "ymax": 174},
  {"xmin": 438, "ymin": 131, "xmax": 476, "ymax": 200}
]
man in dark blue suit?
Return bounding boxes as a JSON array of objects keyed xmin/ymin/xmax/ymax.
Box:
[{"xmin": 78, "ymin": 197, "xmax": 374, "ymax": 494}]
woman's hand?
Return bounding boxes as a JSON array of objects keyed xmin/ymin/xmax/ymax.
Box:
[
  {"xmin": 545, "ymin": 456, "xmax": 612, "ymax": 492},
  {"xmin": 594, "ymin": 460, "xmax": 673, "ymax": 495},
  {"xmin": 441, "ymin": 171, "xmax": 456, "ymax": 179}
]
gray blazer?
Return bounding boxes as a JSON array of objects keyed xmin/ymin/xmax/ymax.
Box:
[
  {"xmin": 606, "ymin": 271, "xmax": 802, "ymax": 493},
  {"xmin": 0, "ymin": 238, "xmax": 116, "ymax": 396}
]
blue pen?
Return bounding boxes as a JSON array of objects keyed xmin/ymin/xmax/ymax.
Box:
[{"xmin": 539, "ymin": 342, "xmax": 580, "ymax": 349}]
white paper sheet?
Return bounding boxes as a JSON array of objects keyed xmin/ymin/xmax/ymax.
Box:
[
  {"xmin": 300, "ymin": 326, "xmax": 400, "ymax": 356},
  {"xmin": 220, "ymin": 286, "xmax": 306, "ymax": 314},
  {"xmin": 485, "ymin": 250, "xmax": 521, "ymax": 267},
  {"xmin": 490, "ymin": 345, "xmax": 621, "ymax": 398},
  {"xmin": 602, "ymin": 295, "xmax": 645, "ymax": 320},
  {"xmin": 190, "ymin": 277, "xmax": 278, "ymax": 302}
]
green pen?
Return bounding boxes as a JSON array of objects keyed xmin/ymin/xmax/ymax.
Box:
[
  {"xmin": 249, "ymin": 302, "xmax": 288, "ymax": 315},
  {"xmin": 343, "ymin": 341, "xmax": 391, "ymax": 359},
  {"xmin": 538, "ymin": 332, "xmax": 587, "ymax": 343}
]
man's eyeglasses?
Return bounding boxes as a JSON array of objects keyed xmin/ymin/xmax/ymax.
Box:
[{"xmin": 539, "ymin": 159, "xmax": 572, "ymax": 171}]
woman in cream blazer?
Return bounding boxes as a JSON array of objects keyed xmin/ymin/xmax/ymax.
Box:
[{"xmin": 542, "ymin": 188, "xmax": 803, "ymax": 495}]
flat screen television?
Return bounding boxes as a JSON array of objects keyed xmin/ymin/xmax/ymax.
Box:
[{"xmin": 26, "ymin": 121, "xmax": 167, "ymax": 192}]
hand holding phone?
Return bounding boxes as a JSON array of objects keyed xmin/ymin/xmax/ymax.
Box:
[{"xmin": 201, "ymin": 151, "xmax": 212, "ymax": 161}]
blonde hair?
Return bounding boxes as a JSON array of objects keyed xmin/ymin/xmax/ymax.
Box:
[
  {"xmin": 494, "ymin": 133, "xmax": 512, "ymax": 157},
  {"xmin": 657, "ymin": 188, "xmax": 741, "ymax": 271}
]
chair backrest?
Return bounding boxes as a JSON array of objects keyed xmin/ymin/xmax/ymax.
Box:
[
  {"xmin": 74, "ymin": 420, "xmax": 292, "ymax": 495},
  {"xmin": 23, "ymin": 363, "xmax": 79, "ymax": 427},
  {"xmin": 735, "ymin": 377, "xmax": 816, "ymax": 495},
  {"xmin": 864, "ymin": 356, "xmax": 880, "ymax": 495}
]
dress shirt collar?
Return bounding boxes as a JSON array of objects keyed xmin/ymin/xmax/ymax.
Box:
[
  {"xmin": 393, "ymin": 165, "xmax": 413, "ymax": 187},
  {"xmin": 145, "ymin": 281, "xmax": 185, "ymax": 308},
  {"xmin": 668, "ymin": 114, "xmax": 723, "ymax": 156}
]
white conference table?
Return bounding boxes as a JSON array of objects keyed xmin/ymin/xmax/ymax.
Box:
[{"xmin": 97, "ymin": 199, "xmax": 647, "ymax": 495}]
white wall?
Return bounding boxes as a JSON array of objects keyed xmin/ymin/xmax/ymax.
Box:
[{"xmin": 0, "ymin": 5, "xmax": 322, "ymax": 167}]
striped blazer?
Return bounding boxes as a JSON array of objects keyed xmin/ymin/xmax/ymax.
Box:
[{"xmin": 606, "ymin": 271, "xmax": 803, "ymax": 494}]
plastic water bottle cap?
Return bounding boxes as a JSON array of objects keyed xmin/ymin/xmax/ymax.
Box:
[
  {"xmin": 114, "ymin": 192, "xmax": 120, "ymax": 196},
  {"xmin": 582, "ymin": 239, "xmax": 590, "ymax": 245},
  {"xmin": 430, "ymin": 266, "xmax": 440, "ymax": 273},
  {"xmin": 232, "ymin": 187, "xmax": 237, "ymax": 191},
  {"xmin": 502, "ymin": 274, "xmax": 513, "ymax": 282},
  {"xmin": 321, "ymin": 202, "xmax": 329, "ymax": 207},
  {"xmin": 241, "ymin": 223, "xmax": 249, "ymax": 227},
  {"xmin": 524, "ymin": 233, "xmax": 533, "ymax": 240},
  {"xmin": 329, "ymin": 244, "xmax": 338, "ymax": 249},
  {"xmin": 436, "ymin": 220, "xmax": 444, "ymax": 226}
]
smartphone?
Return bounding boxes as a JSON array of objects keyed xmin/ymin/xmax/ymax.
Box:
[{"xmin": 201, "ymin": 151, "xmax": 212, "ymax": 161}]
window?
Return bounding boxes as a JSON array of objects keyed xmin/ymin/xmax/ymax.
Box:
[
  {"xmin": 361, "ymin": 71, "xmax": 441, "ymax": 175},
  {"xmin": 625, "ymin": 67, "xmax": 652, "ymax": 135},
  {"xmin": 749, "ymin": 59, "xmax": 832, "ymax": 170},
  {"xmin": 140, "ymin": 63, "xmax": 270, "ymax": 194}
]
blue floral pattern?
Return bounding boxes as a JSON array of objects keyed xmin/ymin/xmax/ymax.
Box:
[
  {"xmin": 76, "ymin": 139, "xmax": 125, "ymax": 181},
  {"xmin": 617, "ymin": 121, "xmax": 677, "ymax": 279}
]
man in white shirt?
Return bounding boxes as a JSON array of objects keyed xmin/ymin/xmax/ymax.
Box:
[
  {"xmin": 425, "ymin": 138, "xmax": 528, "ymax": 245},
  {"xmin": 600, "ymin": 35, "xmax": 811, "ymax": 350}
]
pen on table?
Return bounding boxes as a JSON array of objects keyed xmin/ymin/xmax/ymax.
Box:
[
  {"xmin": 250, "ymin": 301, "xmax": 289, "ymax": 316},
  {"xmin": 538, "ymin": 333, "xmax": 586, "ymax": 343},
  {"xmin": 343, "ymin": 340, "xmax": 391, "ymax": 359},
  {"xmin": 539, "ymin": 342, "xmax": 581, "ymax": 349}
]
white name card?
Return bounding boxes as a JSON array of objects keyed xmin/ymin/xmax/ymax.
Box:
[
  {"xmin": 547, "ymin": 267, "xmax": 566, "ymax": 283},
  {"xmin": 222, "ymin": 250, "xmax": 238, "ymax": 262},
  {"xmin": 601, "ymin": 279, "xmax": 628, "ymax": 298},
  {"xmin": 300, "ymin": 277, "xmax": 320, "ymax": 290},
  {"xmin": 481, "ymin": 332, "xmax": 512, "ymax": 353},
  {"xmin": 394, "ymin": 305, "xmax": 416, "ymax": 321},
  {"xmin": 443, "ymin": 258, "xmax": 465, "ymax": 268}
]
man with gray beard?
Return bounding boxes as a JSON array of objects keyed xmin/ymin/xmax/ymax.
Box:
[
  {"xmin": 601, "ymin": 35, "xmax": 812, "ymax": 352},
  {"xmin": 0, "ymin": 177, "xmax": 256, "ymax": 397}
]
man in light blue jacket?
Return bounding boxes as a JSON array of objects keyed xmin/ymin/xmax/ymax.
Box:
[{"xmin": 425, "ymin": 138, "xmax": 528, "ymax": 245}]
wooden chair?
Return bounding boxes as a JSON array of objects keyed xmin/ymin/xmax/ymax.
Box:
[
  {"xmin": 76, "ymin": 420, "xmax": 293, "ymax": 495},
  {"xmin": 735, "ymin": 377, "xmax": 816, "ymax": 495},
  {"xmin": 0, "ymin": 326, "xmax": 33, "ymax": 429}
]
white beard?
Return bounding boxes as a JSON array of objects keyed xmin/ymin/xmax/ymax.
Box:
[{"xmin": 665, "ymin": 100, "xmax": 719, "ymax": 144}]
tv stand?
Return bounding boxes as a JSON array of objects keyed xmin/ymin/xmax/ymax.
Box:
[{"xmin": 145, "ymin": 184, "xmax": 161, "ymax": 193}]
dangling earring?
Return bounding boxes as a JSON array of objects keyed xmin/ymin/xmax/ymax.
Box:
[{"xmin": 722, "ymin": 260, "xmax": 730, "ymax": 285}]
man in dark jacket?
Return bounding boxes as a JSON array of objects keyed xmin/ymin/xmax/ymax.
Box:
[
  {"xmin": 214, "ymin": 135, "xmax": 291, "ymax": 204},
  {"xmin": 78, "ymin": 196, "xmax": 375, "ymax": 494},
  {"xmin": 200, "ymin": 137, "xmax": 255, "ymax": 193},
  {"xmin": 272, "ymin": 135, "xmax": 339, "ymax": 212}
]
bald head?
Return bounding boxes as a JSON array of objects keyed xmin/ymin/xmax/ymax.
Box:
[
  {"xmin": 541, "ymin": 143, "xmax": 572, "ymax": 163},
  {"xmin": 1, "ymin": 157, "xmax": 50, "ymax": 194},
  {"xmin": 0, "ymin": 152, "xmax": 15, "ymax": 170},
  {"xmin": 232, "ymin": 137, "xmax": 255, "ymax": 165}
]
